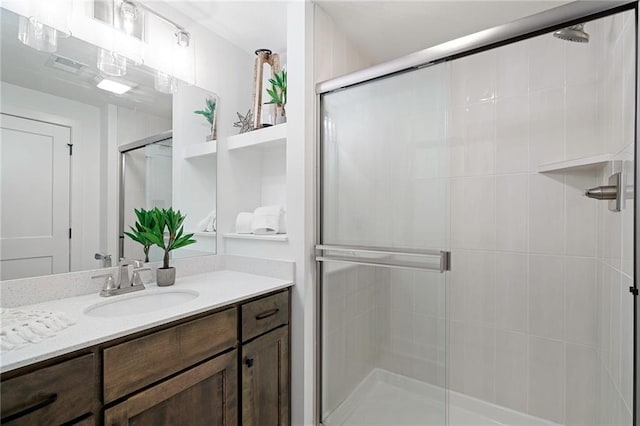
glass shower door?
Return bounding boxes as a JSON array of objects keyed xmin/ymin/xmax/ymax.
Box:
[{"xmin": 318, "ymin": 63, "xmax": 450, "ymax": 425}]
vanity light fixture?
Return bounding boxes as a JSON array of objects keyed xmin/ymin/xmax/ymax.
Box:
[
  {"xmin": 97, "ymin": 78, "xmax": 132, "ymax": 94},
  {"xmin": 154, "ymin": 71, "xmax": 177, "ymax": 94},
  {"xmin": 97, "ymin": 48, "xmax": 127, "ymax": 77},
  {"xmin": 175, "ymin": 30, "xmax": 190, "ymax": 48},
  {"xmin": 18, "ymin": 0, "xmax": 72, "ymax": 53},
  {"xmin": 18, "ymin": 16, "xmax": 59, "ymax": 52}
]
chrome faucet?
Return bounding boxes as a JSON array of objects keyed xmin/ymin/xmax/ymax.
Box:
[{"xmin": 92, "ymin": 259, "xmax": 150, "ymax": 297}]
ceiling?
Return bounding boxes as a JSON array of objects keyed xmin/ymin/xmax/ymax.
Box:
[
  {"xmin": 0, "ymin": 8, "xmax": 172, "ymax": 118},
  {"xmin": 316, "ymin": 1, "xmax": 571, "ymax": 64},
  {"xmin": 160, "ymin": 0, "xmax": 570, "ymax": 67}
]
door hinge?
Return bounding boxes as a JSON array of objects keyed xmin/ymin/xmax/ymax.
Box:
[
  {"xmin": 69, "ymin": 228, "xmax": 72, "ymax": 239},
  {"xmin": 67, "ymin": 143, "xmax": 73, "ymax": 155},
  {"xmin": 629, "ymin": 286, "xmax": 638, "ymax": 296}
]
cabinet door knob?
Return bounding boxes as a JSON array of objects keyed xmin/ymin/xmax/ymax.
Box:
[{"xmin": 245, "ymin": 357, "xmax": 254, "ymax": 368}]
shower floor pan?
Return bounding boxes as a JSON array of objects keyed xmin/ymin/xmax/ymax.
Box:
[{"xmin": 324, "ymin": 369, "xmax": 560, "ymax": 426}]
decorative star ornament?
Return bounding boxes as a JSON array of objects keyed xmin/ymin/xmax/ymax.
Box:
[{"xmin": 233, "ymin": 110, "xmax": 254, "ymax": 134}]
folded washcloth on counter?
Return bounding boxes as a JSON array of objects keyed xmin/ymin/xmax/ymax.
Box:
[
  {"xmin": 196, "ymin": 210, "xmax": 216, "ymax": 232},
  {"xmin": 0, "ymin": 309, "xmax": 76, "ymax": 351},
  {"xmin": 235, "ymin": 212, "xmax": 254, "ymax": 234},
  {"xmin": 251, "ymin": 205, "xmax": 284, "ymax": 235}
]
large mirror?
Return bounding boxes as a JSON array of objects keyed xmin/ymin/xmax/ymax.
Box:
[{"xmin": 0, "ymin": 7, "xmax": 217, "ymax": 280}]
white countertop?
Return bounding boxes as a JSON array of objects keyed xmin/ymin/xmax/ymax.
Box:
[{"xmin": 1, "ymin": 270, "xmax": 293, "ymax": 372}]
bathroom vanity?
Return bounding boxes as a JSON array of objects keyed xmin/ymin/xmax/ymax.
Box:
[{"xmin": 0, "ymin": 272, "xmax": 291, "ymax": 426}]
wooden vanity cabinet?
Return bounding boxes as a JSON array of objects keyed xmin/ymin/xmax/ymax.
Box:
[
  {"xmin": 104, "ymin": 350, "xmax": 238, "ymax": 426},
  {"xmin": 0, "ymin": 353, "xmax": 96, "ymax": 425},
  {"xmin": 240, "ymin": 290, "xmax": 291, "ymax": 425},
  {"xmin": 102, "ymin": 308, "xmax": 237, "ymax": 404},
  {"xmin": 0, "ymin": 288, "xmax": 291, "ymax": 426}
]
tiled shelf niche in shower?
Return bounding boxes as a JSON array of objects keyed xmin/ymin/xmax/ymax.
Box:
[
  {"xmin": 537, "ymin": 153, "xmax": 613, "ymax": 173},
  {"xmin": 537, "ymin": 152, "xmax": 634, "ymax": 173}
]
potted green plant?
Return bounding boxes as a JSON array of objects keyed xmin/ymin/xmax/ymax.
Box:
[
  {"xmin": 266, "ymin": 69, "xmax": 286, "ymax": 124},
  {"xmin": 143, "ymin": 207, "xmax": 196, "ymax": 286},
  {"xmin": 123, "ymin": 208, "xmax": 155, "ymax": 263},
  {"xmin": 194, "ymin": 97, "xmax": 217, "ymax": 141}
]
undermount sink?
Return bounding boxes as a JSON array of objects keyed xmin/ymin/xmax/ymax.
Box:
[{"xmin": 84, "ymin": 289, "xmax": 199, "ymax": 318}]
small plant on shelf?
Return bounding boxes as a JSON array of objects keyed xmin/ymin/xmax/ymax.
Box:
[
  {"xmin": 124, "ymin": 208, "xmax": 156, "ymax": 263},
  {"xmin": 194, "ymin": 97, "xmax": 217, "ymax": 140},
  {"xmin": 266, "ymin": 69, "xmax": 287, "ymax": 124}
]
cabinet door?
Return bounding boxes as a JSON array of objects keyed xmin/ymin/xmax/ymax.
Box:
[
  {"xmin": 104, "ymin": 350, "xmax": 237, "ymax": 426},
  {"xmin": 242, "ymin": 326, "xmax": 289, "ymax": 426}
]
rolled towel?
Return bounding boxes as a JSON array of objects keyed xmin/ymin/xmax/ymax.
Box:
[
  {"xmin": 197, "ymin": 210, "xmax": 216, "ymax": 232},
  {"xmin": 251, "ymin": 205, "xmax": 283, "ymax": 235},
  {"xmin": 235, "ymin": 212, "xmax": 254, "ymax": 234},
  {"xmin": 279, "ymin": 210, "xmax": 287, "ymax": 234}
]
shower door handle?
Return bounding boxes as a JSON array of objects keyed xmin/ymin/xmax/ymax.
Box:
[{"xmin": 315, "ymin": 244, "xmax": 451, "ymax": 273}]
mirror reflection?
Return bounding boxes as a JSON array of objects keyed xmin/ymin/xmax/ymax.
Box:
[{"xmin": 0, "ymin": 8, "xmax": 216, "ymax": 280}]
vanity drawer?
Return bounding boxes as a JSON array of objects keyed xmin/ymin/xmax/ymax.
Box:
[
  {"xmin": 103, "ymin": 308, "xmax": 237, "ymax": 403},
  {"xmin": 242, "ymin": 291, "xmax": 289, "ymax": 342},
  {"xmin": 1, "ymin": 354, "xmax": 95, "ymax": 425}
]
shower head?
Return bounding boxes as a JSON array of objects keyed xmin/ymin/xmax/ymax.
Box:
[{"xmin": 553, "ymin": 24, "xmax": 589, "ymax": 43}]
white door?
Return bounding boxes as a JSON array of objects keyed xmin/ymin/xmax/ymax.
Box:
[{"xmin": 0, "ymin": 113, "xmax": 71, "ymax": 280}]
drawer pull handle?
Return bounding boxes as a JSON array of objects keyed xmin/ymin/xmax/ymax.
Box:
[
  {"xmin": 255, "ymin": 308, "xmax": 279, "ymax": 320},
  {"xmin": 2, "ymin": 393, "xmax": 58, "ymax": 423},
  {"xmin": 245, "ymin": 357, "xmax": 254, "ymax": 368}
]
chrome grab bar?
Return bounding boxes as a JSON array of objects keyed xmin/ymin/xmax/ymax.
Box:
[{"xmin": 315, "ymin": 244, "xmax": 450, "ymax": 273}]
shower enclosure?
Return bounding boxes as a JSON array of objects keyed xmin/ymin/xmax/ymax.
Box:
[{"xmin": 316, "ymin": 2, "xmax": 637, "ymax": 425}]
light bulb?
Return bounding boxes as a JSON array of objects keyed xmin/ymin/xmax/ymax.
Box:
[
  {"xmin": 97, "ymin": 49, "xmax": 127, "ymax": 77},
  {"xmin": 18, "ymin": 16, "xmax": 58, "ymax": 52},
  {"xmin": 154, "ymin": 71, "xmax": 177, "ymax": 94}
]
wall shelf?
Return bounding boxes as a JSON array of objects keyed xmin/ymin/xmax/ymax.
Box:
[
  {"xmin": 183, "ymin": 141, "xmax": 217, "ymax": 159},
  {"xmin": 537, "ymin": 154, "xmax": 614, "ymax": 173},
  {"xmin": 223, "ymin": 233, "xmax": 288, "ymax": 242},
  {"xmin": 227, "ymin": 123, "xmax": 286, "ymax": 151},
  {"xmin": 191, "ymin": 231, "xmax": 217, "ymax": 237}
]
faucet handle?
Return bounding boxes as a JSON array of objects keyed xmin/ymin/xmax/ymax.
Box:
[
  {"xmin": 92, "ymin": 273, "xmax": 116, "ymax": 294},
  {"xmin": 119, "ymin": 258, "xmax": 144, "ymax": 268},
  {"xmin": 131, "ymin": 267, "xmax": 151, "ymax": 286}
]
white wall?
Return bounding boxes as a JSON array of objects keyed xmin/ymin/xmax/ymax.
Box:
[
  {"xmin": 1, "ymin": 81, "xmax": 103, "ymax": 272},
  {"xmin": 172, "ymin": 84, "xmax": 217, "ymax": 255},
  {"xmin": 314, "ymin": 5, "xmax": 373, "ymax": 83}
]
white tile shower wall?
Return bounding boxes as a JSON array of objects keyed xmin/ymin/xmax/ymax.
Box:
[
  {"xmin": 445, "ymin": 10, "xmax": 634, "ymax": 426},
  {"xmin": 595, "ymin": 10, "xmax": 635, "ymax": 426},
  {"xmin": 321, "ymin": 10, "xmax": 634, "ymax": 425},
  {"xmin": 322, "ymin": 264, "xmax": 384, "ymax": 418}
]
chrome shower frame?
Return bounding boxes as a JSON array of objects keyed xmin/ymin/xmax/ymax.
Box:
[
  {"xmin": 314, "ymin": 1, "xmax": 639, "ymax": 424},
  {"xmin": 118, "ymin": 130, "xmax": 173, "ymax": 260}
]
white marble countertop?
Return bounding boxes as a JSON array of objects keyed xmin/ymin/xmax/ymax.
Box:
[{"xmin": 1, "ymin": 270, "xmax": 293, "ymax": 372}]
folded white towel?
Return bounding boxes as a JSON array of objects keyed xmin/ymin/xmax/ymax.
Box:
[
  {"xmin": 251, "ymin": 205, "xmax": 283, "ymax": 235},
  {"xmin": 235, "ymin": 212, "xmax": 254, "ymax": 234},
  {"xmin": 196, "ymin": 210, "xmax": 216, "ymax": 232},
  {"xmin": 1, "ymin": 309, "xmax": 76, "ymax": 351}
]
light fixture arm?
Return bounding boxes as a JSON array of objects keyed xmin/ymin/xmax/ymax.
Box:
[{"xmin": 135, "ymin": 2, "xmax": 187, "ymax": 33}]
